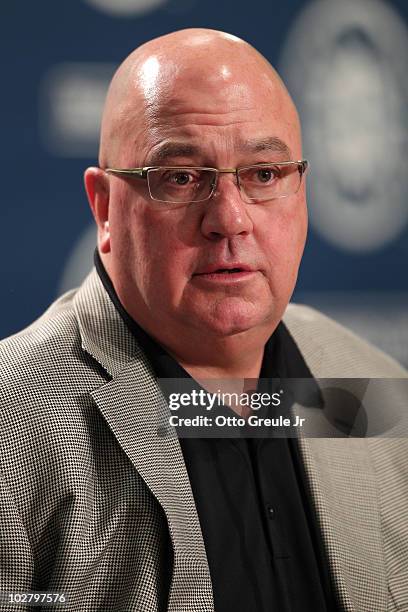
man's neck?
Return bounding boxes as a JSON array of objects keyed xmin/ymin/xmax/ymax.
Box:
[{"xmin": 171, "ymin": 346, "xmax": 265, "ymax": 381}]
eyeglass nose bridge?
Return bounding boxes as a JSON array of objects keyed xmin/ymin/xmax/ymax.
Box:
[{"xmin": 209, "ymin": 168, "xmax": 242, "ymax": 201}]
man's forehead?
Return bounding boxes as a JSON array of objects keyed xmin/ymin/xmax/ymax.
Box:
[
  {"xmin": 134, "ymin": 70, "xmax": 270, "ymax": 119},
  {"xmin": 133, "ymin": 66, "xmax": 294, "ymax": 137}
]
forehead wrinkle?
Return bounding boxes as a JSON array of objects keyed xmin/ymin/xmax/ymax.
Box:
[
  {"xmin": 158, "ymin": 106, "xmax": 255, "ymax": 118},
  {"xmin": 152, "ymin": 99, "xmax": 257, "ymax": 127},
  {"xmin": 151, "ymin": 115, "xmax": 259, "ymax": 132}
]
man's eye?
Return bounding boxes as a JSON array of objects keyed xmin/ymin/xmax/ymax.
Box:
[
  {"xmin": 256, "ymin": 168, "xmax": 277, "ymax": 183},
  {"xmin": 172, "ymin": 172, "xmax": 191, "ymax": 185},
  {"xmin": 165, "ymin": 171, "xmax": 197, "ymax": 186}
]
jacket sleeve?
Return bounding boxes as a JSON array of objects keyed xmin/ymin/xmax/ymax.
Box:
[{"xmin": 0, "ymin": 470, "xmax": 34, "ymax": 610}]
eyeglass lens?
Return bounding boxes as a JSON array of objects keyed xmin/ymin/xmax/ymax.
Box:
[{"xmin": 147, "ymin": 164, "xmax": 302, "ymax": 204}]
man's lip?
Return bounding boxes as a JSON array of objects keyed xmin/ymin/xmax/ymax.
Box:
[{"xmin": 194, "ymin": 264, "xmax": 255, "ymax": 275}]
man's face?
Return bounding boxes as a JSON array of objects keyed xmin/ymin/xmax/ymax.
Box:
[{"xmin": 107, "ymin": 56, "xmax": 308, "ymax": 341}]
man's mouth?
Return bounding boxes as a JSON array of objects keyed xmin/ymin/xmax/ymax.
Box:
[
  {"xmin": 192, "ymin": 264, "xmax": 257, "ymax": 283},
  {"xmin": 212, "ymin": 268, "xmax": 243, "ymax": 274},
  {"xmin": 194, "ymin": 263, "xmax": 254, "ymax": 275}
]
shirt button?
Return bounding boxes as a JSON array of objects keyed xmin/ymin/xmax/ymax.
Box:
[{"xmin": 267, "ymin": 505, "xmax": 276, "ymax": 520}]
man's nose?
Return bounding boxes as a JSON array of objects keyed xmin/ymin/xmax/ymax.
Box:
[{"xmin": 200, "ymin": 175, "xmax": 254, "ymax": 239}]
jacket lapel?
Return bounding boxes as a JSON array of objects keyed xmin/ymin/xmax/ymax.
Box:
[
  {"xmin": 74, "ymin": 270, "xmax": 214, "ymax": 612},
  {"xmin": 285, "ymin": 313, "xmax": 388, "ymax": 612}
]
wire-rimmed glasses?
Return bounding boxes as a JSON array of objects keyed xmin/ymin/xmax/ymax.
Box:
[{"xmin": 104, "ymin": 161, "xmax": 308, "ymax": 207}]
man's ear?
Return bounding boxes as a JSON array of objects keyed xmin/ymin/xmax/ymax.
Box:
[{"xmin": 84, "ymin": 167, "xmax": 111, "ymax": 254}]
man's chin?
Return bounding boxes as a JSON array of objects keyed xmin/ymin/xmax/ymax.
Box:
[{"xmin": 190, "ymin": 299, "xmax": 275, "ymax": 338}]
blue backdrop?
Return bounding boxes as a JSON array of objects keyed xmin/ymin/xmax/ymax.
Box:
[{"xmin": 1, "ymin": 0, "xmax": 407, "ymax": 365}]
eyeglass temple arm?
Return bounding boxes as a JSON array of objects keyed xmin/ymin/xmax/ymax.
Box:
[{"xmin": 105, "ymin": 168, "xmax": 148, "ymax": 179}]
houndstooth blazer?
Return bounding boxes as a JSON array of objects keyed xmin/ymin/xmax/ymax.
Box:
[{"xmin": 0, "ymin": 268, "xmax": 407, "ymax": 612}]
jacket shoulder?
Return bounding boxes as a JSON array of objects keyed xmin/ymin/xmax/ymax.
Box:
[
  {"xmin": 1, "ymin": 288, "xmax": 80, "ymax": 374},
  {"xmin": 283, "ymin": 302, "xmax": 407, "ymax": 377},
  {"xmin": 0, "ymin": 287, "xmax": 105, "ymax": 405}
]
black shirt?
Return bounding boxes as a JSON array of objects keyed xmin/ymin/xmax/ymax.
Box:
[{"xmin": 94, "ymin": 250, "xmax": 337, "ymax": 611}]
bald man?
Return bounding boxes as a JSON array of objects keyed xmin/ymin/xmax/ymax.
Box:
[{"xmin": 0, "ymin": 29, "xmax": 407, "ymax": 612}]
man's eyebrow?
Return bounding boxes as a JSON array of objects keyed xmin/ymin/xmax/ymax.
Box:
[
  {"xmin": 147, "ymin": 137, "xmax": 292, "ymax": 165},
  {"xmin": 148, "ymin": 142, "xmax": 201, "ymax": 164},
  {"xmin": 241, "ymin": 137, "xmax": 292, "ymax": 158}
]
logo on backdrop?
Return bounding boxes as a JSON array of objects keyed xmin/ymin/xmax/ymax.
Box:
[
  {"xmin": 40, "ymin": 63, "xmax": 115, "ymax": 158},
  {"xmin": 280, "ymin": 0, "xmax": 408, "ymax": 253},
  {"xmin": 83, "ymin": 0, "xmax": 168, "ymax": 17}
]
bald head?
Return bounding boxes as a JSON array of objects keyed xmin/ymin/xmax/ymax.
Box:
[{"xmin": 98, "ymin": 28, "xmax": 300, "ymax": 168}]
